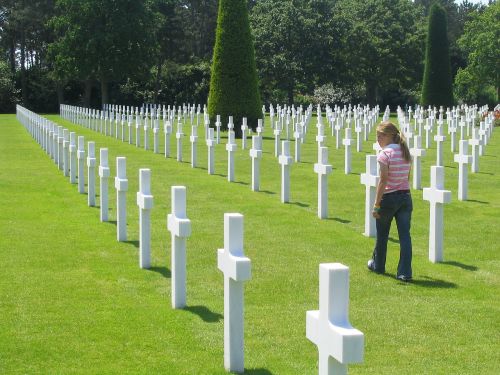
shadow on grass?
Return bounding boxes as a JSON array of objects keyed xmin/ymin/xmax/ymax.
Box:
[
  {"xmin": 107, "ymin": 220, "xmax": 117, "ymax": 226},
  {"xmin": 290, "ymin": 201, "xmax": 309, "ymax": 208},
  {"xmin": 410, "ymin": 276, "xmax": 457, "ymax": 289},
  {"xmin": 124, "ymin": 240, "xmax": 140, "ymax": 249},
  {"xmin": 244, "ymin": 368, "xmax": 274, "ymax": 375},
  {"xmin": 467, "ymin": 199, "xmax": 489, "ymax": 204},
  {"xmin": 233, "ymin": 180, "xmax": 250, "ymax": 186},
  {"xmin": 477, "ymin": 171, "xmax": 494, "ymax": 175},
  {"xmin": 442, "ymin": 261, "xmax": 478, "ymax": 271},
  {"xmin": 444, "ymin": 165, "xmax": 457, "ymax": 169},
  {"xmin": 183, "ymin": 305, "xmax": 222, "ymax": 323},
  {"xmin": 260, "ymin": 190, "xmax": 276, "ymax": 195},
  {"xmin": 329, "ymin": 217, "xmax": 351, "ymax": 224},
  {"xmin": 350, "ymin": 172, "xmax": 361, "ymax": 175},
  {"xmin": 376, "ymin": 273, "xmax": 458, "ymax": 288},
  {"xmin": 388, "ymin": 237, "xmax": 400, "ymax": 244},
  {"xmin": 148, "ymin": 266, "xmax": 171, "ymax": 278}
]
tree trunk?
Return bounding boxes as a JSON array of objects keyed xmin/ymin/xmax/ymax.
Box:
[
  {"xmin": 20, "ymin": 29, "xmax": 27, "ymax": 105},
  {"xmin": 366, "ymin": 82, "xmax": 378, "ymax": 106},
  {"xmin": 153, "ymin": 59, "xmax": 163, "ymax": 104},
  {"xmin": 9, "ymin": 39, "xmax": 16, "ymax": 74},
  {"xmin": 57, "ymin": 82, "xmax": 65, "ymax": 107},
  {"xmin": 83, "ymin": 79, "xmax": 92, "ymax": 107},
  {"xmin": 101, "ymin": 78, "xmax": 109, "ymax": 108}
]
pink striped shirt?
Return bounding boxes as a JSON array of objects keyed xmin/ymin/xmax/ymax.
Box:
[{"xmin": 377, "ymin": 144, "xmax": 411, "ymax": 193}]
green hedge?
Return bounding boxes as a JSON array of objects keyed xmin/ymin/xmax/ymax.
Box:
[
  {"xmin": 421, "ymin": 3, "xmax": 454, "ymax": 107},
  {"xmin": 208, "ymin": 0, "xmax": 261, "ymax": 136}
]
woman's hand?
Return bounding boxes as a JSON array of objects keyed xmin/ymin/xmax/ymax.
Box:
[{"xmin": 372, "ymin": 206, "xmax": 381, "ymax": 219}]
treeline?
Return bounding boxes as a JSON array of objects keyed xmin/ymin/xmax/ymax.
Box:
[{"xmin": 0, "ymin": 0, "xmax": 498, "ymax": 113}]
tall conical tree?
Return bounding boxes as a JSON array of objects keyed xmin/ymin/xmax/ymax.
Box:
[
  {"xmin": 421, "ymin": 3, "xmax": 454, "ymax": 107},
  {"xmin": 208, "ymin": 0, "xmax": 261, "ymax": 137}
]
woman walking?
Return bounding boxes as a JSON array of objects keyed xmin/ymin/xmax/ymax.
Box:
[{"xmin": 368, "ymin": 121, "xmax": 413, "ymax": 282}]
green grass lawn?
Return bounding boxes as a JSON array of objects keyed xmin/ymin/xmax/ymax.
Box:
[{"xmin": 1, "ymin": 111, "xmax": 499, "ymax": 374}]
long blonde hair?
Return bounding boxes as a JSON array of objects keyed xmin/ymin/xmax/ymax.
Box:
[{"xmin": 377, "ymin": 121, "xmax": 411, "ymax": 162}]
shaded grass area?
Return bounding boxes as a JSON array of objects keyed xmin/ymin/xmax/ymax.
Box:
[{"xmin": 1, "ymin": 112, "xmax": 499, "ymax": 374}]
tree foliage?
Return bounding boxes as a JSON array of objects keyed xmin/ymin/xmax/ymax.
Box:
[
  {"xmin": 208, "ymin": 0, "xmax": 261, "ymax": 135},
  {"xmin": 455, "ymin": 1, "xmax": 500, "ymax": 104},
  {"xmin": 421, "ymin": 3, "xmax": 454, "ymax": 107}
]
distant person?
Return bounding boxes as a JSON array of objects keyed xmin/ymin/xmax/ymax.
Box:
[{"xmin": 367, "ymin": 121, "xmax": 413, "ymax": 282}]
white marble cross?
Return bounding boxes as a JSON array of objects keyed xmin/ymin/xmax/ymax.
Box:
[
  {"xmin": 163, "ymin": 120, "xmax": 172, "ymax": 158},
  {"xmin": 360, "ymin": 155, "xmax": 379, "ymax": 237},
  {"xmin": 434, "ymin": 124, "xmax": 446, "ymax": 166},
  {"xmin": 279, "ymin": 140, "xmax": 293, "ymax": 203},
  {"xmin": 207, "ymin": 127, "xmax": 216, "ymax": 175},
  {"xmin": 250, "ymin": 135, "xmax": 262, "ymax": 191},
  {"xmin": 454, "ymin": 140, "xmax": 472, "ymax": 201},
  {"xmin": 469, "ymin": 127, "xmax": 482, "ymax": 173},
  {"xmin": 190, "ymin": 125, "xmax": 198, "ymax": 168},
  {"xmin": 410, "ymin": 135, "xmax": 426, "ymax": 190},
  {"xmin": 99, "ymin": 148, "xmax": 110, "ymax": 222},
  {"xmin": 135, "ymin": 115, "xmax": 141, "ymax": 147},
  {"xmin": 87, "ymin": 142, "xmax": 96, "ymax": 207},
  {"xmin": 314, "ymin": 147, "xmax": 333, "ymax": 219},
  {"xmin": 153, "ymin": 120, "xmax": 160, "ymax": 153},
  {"xmin": 241, "ymin": 118, "xmax": 248, "ymax": 149},
  {"xmin": 306, "ymin": 263, "xmax": 364, "ymax": 375},
  {"xmin": 342, "ymin": 128, "xmax": 353, "ymax": 174},
  {"xmin": 294, "ymin": 124, "xmax": 302, "ymax": 162},
  {"xmin": 176, "ymin": 119, "xmax": 184, "ymax": 162},
  {"xmin": 63, "ymin": 129, "xmax": 69, "ymax": 177},
  {"xmin": 115, "ymin": 157, "xmax": 128, "ymax": 241},
  {"xmin": 57, "ymin": 126, "xmax": 64, "ymax": 170},
  {"xmin": 216, "ymin": 115, "xmax": 221, "ymax": 144},
  {"xmin": 137, "ymin": 169, "xmax": 153, "ymax": 269},
  {"xmin": 167, "ymin": 186, "xmax": 192, "ymax": 309},
  {"xmin": 274, "ymin": 126, "xmax": 281, "ymax": 157},
  {"xmin": 226, "ymin": 130, "xmax": 237, "ymax": 182},
  {"xmin": 77, "ymin": 136, "xmax": 85, "ymax": 194},
  {"xmin": 423, "ymin": 166, "xmax": 451, "ymax": 263},
  {"xmin": 217, "ymin": 213, "xmax": 251, "ymax": 374}
]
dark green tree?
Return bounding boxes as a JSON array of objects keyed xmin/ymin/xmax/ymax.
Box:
[
  {"xmin": 421, "ymin": 3, "xmax": 454, "ymax": 107},
  {"xmin": 208, "ymin": 0, "xmax": 261, "ymax": 135},
  {"xmin": 455, "ymin": 1, "xmax": 499, "ymax": 104},
  {"xmin": 49, "ymin": 0, "xmax": 157, "ymax": 107}
]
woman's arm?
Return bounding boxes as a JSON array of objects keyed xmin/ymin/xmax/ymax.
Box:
[{"xmin": 372, "ymin": 162, "xmax": 389, "ymax": 219}]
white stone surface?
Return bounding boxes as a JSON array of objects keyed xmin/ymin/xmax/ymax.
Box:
[
  {"xmin": 410, "ymin": 135, "xmax": 426, "ymax": 190},
  {"xmin": 226, "ymin": 130, "xmax": 237, "ymax": 182},
  {"xmin": 63, "ymin": 129, "xmax": 69, "ymax": 177},
  {"xmin": 454, "ymin": 140, "xmax": 472, "ymax": 201},
  {"xmin": 137, "ymin": 169, "xmax": 153, "ymax": 269},
  {"xmin": 314, "ymin": 147, "xmax": 333, "ymax": 219},
  {"xmin": 77, "ymin": 136, "xmax": 85, "ymax": 194},
  {"xmin": 306, "ymin": 263, "xmax": 364, "ymax": 375},
  {"xmin": 469, "ymin": 127, "xmax": 482, "ymax": 173},
  {"xmin": 164, "ymin": 120, "xmax": 172, "ymax": 157},
  {"xmin": 217, "ymin": 213, "xmax": 251, "ymax": 374},
  {"xmin": 87, "ymin": 142, "xmax": 96, "ymax": 207},
  {"xmin": 279, "ymin": 140, "xmax": 293, "ymax": 203},
  {"xmin": 434, "ymin": 125, "xmax": 446, "ymax": 167},
  {"xmin": 69, "ymin": 132, "xmax": 77, "ymax": 184},
  {"xmin": 342, "ymin": 128, "xmax": 353, "ymax": 174},
  {"xmin": 207, "ymin": 127, "xmax": 216, "ymax": 175},
  {"xmin": 167, "ymin": 186, "xmax": 192, "ymax": 309},
  {"xmin": 99, "ymin": 148, "xmax": 110, "ymax": 222},
  {"xmin": 176, "ymin": 120, "xmax": 184, "ymax": 162},
  {"xmin": 190, "ymin": 125, "xmax": 198, "ymax": 168},
  {"xmin": 360, "ymin": 155, "xmax": 379, "ymax": 237},
  {"xmin": 115, "ymin": 157, "xmax": 128, "ymax": 241},
  {"xmin": 423, "ymin": 166, "xmax": 451, "ymax": 263},
  {"xmin": 250, "ymin": 135, "xmax": 262, "ymax": 191}
]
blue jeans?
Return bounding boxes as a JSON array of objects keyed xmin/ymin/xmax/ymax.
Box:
[{"xmin": 372, "ymin": 191, "xmax": 413, "ymax": 278}]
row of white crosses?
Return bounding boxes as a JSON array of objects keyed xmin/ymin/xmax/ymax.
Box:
[{"xmin": 19, "ymin": 104, "xmax": 367, "ymax": 375}]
